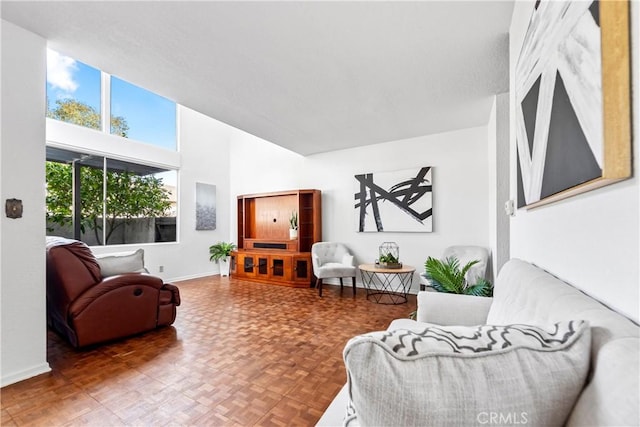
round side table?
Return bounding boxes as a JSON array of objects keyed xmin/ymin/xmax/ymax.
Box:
[{"xmin": 359, "ymin": 263, "xmax": 415, "ymax": 304}]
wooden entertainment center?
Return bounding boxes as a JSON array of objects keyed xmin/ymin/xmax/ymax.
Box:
[{"xmin": 230, "ymin": 189, "xmax": 322, "ymax": 287}]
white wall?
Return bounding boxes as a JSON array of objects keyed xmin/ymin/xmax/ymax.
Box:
[
  {"xmin": 231, "ymin": 126, "xmax": 492, "ymax": 291},
  {"xmin": 0, "ymin": 21, "xmax": 51, "ymax": 386},
  {"xmin": 509, "ymin": 2, "xmax": 640, "ymax": 322}
]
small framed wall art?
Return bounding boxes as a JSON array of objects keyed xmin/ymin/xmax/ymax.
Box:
[{"xmin": 195, "ymin": 183, "xmax": 216, "ymax": 230}]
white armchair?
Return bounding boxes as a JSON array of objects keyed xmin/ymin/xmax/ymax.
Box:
[
  {"xmin": 420, "ymin": 245, "xmax": 489, "ymax": 291},
  {"xmin": 311, "ymin": 242, "xmax": 357, "ymax": 297}
]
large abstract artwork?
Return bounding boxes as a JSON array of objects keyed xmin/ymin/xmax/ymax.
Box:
[
  {"xmin": 195, "ymin": 183, "xmax": 216, "ymax": 230},
  {"xmin": 354, "ymin": 167, "xmax": 432, "ymax": 232},
  {"xmin": 515, "ymin": 0, "xmax": 631, "ymax": 209}
]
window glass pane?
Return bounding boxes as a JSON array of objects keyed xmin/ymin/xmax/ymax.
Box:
[
  {"xmin": 110, "ymin": 77, "xmax": 177, "ymax": 150},
  {"xmin": 105, "ymin": 159, "xmax": 176, "ymax": 244},
  {"xmin": 46, "ymin": 49, "xmax": 101, "ymax": 130},
  {"xmin": 46, "ymin": 160, "xmax": 73, "ymax": 239},
  {"xmin": 77, "ymin": 159, "xmax": 107, "ymax": 245},
  {"xmin": 46, "ymin": 147, "xmax": 177, "ymax": 246},
  {"xmin": 45, "ymin": 149, "xmax": 105, "ymax": 246}
]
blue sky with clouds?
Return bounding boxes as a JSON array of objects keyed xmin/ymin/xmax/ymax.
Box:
[{"xmin": 46, "ymin": 49, "xmax": 176, "ymax": 150}]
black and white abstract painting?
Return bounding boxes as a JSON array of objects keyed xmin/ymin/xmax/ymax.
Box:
[
  {"xmin": 195, "ymin": 183, "xmax": 216, "ymax": 230},
  {"xmin": 354, "ymin": 167, "xmax": 432, "ymax": 232},
  {"xmin": 516, "ymin": 0, "xmax": 603, "ymax": 208}
]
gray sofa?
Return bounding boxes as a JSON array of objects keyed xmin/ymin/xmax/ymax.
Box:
[{"xmin": 317, "ymin": 258, "xmax": 639, "ymax": 426}]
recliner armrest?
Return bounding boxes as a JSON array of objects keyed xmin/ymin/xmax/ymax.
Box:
[
  {"xmin": 70, "ymin": 274, "xmax": 164, "ymax": 317},
  {"xmin": 161, "ymin": 283, "xmax": 181, "ymax": 306},
  {"xmin": 416, "ymin": 291, "xmax": 492, "ymax": 326}
]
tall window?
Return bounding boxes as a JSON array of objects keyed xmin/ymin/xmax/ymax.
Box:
[
  {"xmin": 46, "ymin": 50, "xmax": 180, "ymax": 246},
  {"xmin": 46, "ymin": 147, "xmax": 177, "ymax": 246},
  {"xmin": 111, "ymin": 77, "xmax": 177, "ymax": 150},
  {"xmin": 46, "ymin": 49, "xmax": 102, "ymax": 130},
  {"xmin": 46, "ymin": 49, "xmax": 177, "ymax": 151}
]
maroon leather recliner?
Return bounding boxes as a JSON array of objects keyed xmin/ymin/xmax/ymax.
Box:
[{"xmin": 46, "ymin": 237, "xmax": 180, "ymax": 348}]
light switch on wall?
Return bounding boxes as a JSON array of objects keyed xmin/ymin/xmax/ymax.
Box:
[{"xmin": 504, "ymin": 200, "xmax": 515, "ymax": 217}]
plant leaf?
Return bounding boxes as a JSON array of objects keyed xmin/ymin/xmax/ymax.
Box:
[
  {"xmin": 464, "ymin": 279, "xmax": 493, "ymax": 297},
  {"xmin": 425, "ymin": 256, "xmax": 491, "ymax": 296},
  {"xmin": 425, "ymin": 256, "xmax": 463, "ymax": 293},
  {"xmin": 460, "ymin": 259, "xmax": 480, "ymax": 282}
]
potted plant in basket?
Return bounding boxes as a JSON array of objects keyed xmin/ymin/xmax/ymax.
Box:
[
  {"xmin": 209, "ymin": 241, "xmax": 237, "ymax": 277},
  {"xmin": 289, "ymin": 211, "xmax": 298, "ymax": 240},
  {"xmin": 424, "ymin": 256, "xmax": 492, "ymax": 297}
]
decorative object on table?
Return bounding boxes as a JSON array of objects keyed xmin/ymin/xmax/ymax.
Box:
[
  {"xmin": 424, "ymin": 256, "xmax": 492, "ymax": 297},
  {"xmin": 196, "ymin": 183, "xmax": 216, "ymax": 230},
  {"xmin": 354, "ymin": 166, "xmax": 433, "ymax": 232},
  {"xmin": 289, "ymin": 210, "xmax": 298, "ymax": 239},
  {"xmin": 377, "ymin": 242, "xmax": 402, "ymax": 269},
  {"xmin": 209, "ymin": 241, "xmax": 237, "ymax": 277},
  {"xmin": 515, "ymin": 0, "xmax": 631, "ymax": 209}
]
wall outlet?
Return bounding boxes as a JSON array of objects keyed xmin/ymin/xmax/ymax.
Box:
[{"xmin": 159, "ymin": 265, "xmax": 164, "ymax": 273}]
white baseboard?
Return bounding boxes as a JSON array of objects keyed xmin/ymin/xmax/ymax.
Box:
[
  {"xmin": 1, "ymin": 362, "xmax": 51, "ymax": 387},
  {"xmin": 166, "ymin": 272, "xmax": 219, "ymax": 283}
]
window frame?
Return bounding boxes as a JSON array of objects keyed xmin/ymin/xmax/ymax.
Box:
[{"xmin": 46, "ymin": 145, "xmax": 179, "ymax": 246}]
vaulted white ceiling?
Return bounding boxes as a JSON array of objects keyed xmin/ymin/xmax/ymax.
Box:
[{"xmin": 1, "ymin": 1, "xmax": 514, "ymax": 155}]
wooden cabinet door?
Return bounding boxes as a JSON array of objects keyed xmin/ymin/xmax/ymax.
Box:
[
  {"xmin": 230, "ymin": 252, "xmax": 238, "ymax": 275},
  {"xmin": 255, "ymin": 255, "xmax": 270, "ymax": 281},
  {"xmin": 269, "ymin": 255, "xmax": 292, "ymax": 282},
  {"xmin": 238, "ymin": 254, "xmax": 257, "ymax": 278},
  {"xmin": 292, "ymin": 255, "xmax": 312, "ymax": 284}
]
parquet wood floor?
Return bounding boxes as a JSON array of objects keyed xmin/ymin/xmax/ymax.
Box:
[{"xmin": 1, "ymin": 277, "xmax": 416, "ymax": 426}]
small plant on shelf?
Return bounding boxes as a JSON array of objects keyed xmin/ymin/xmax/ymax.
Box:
[
  {"xmin": 424, "ymin": 256, "xmax": 492, "ymax": 297},
  {"xmin": 289, "ymin": 211, "xmax": 298, "ymax": 230}
]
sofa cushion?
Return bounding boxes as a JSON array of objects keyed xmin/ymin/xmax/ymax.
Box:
[
  {"xmin": 343, "ymin": 320, "xmax": 591, "ymax": 427},
  {"xmin": 95, "ymin": 249, "xmax": 148, "ymax": 277},
  {"xmin": 488, "ymin": 259, "xmax": 640, "ymax": 426}
]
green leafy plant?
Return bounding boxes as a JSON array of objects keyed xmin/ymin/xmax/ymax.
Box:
[
  {"xmin": 209, "ymin": 241, "xmax": 237, "ymax": 263},
  {"xmin": 289, "ymin": 211, "xmax": 298, "ymax": 230},
  {"xmin": 379, "ymin": 253, "xmax": 399, "ymax": 264},
  {"xmin": 424, "ymin": 256, "xmax": 492, "ymax": 297}
]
